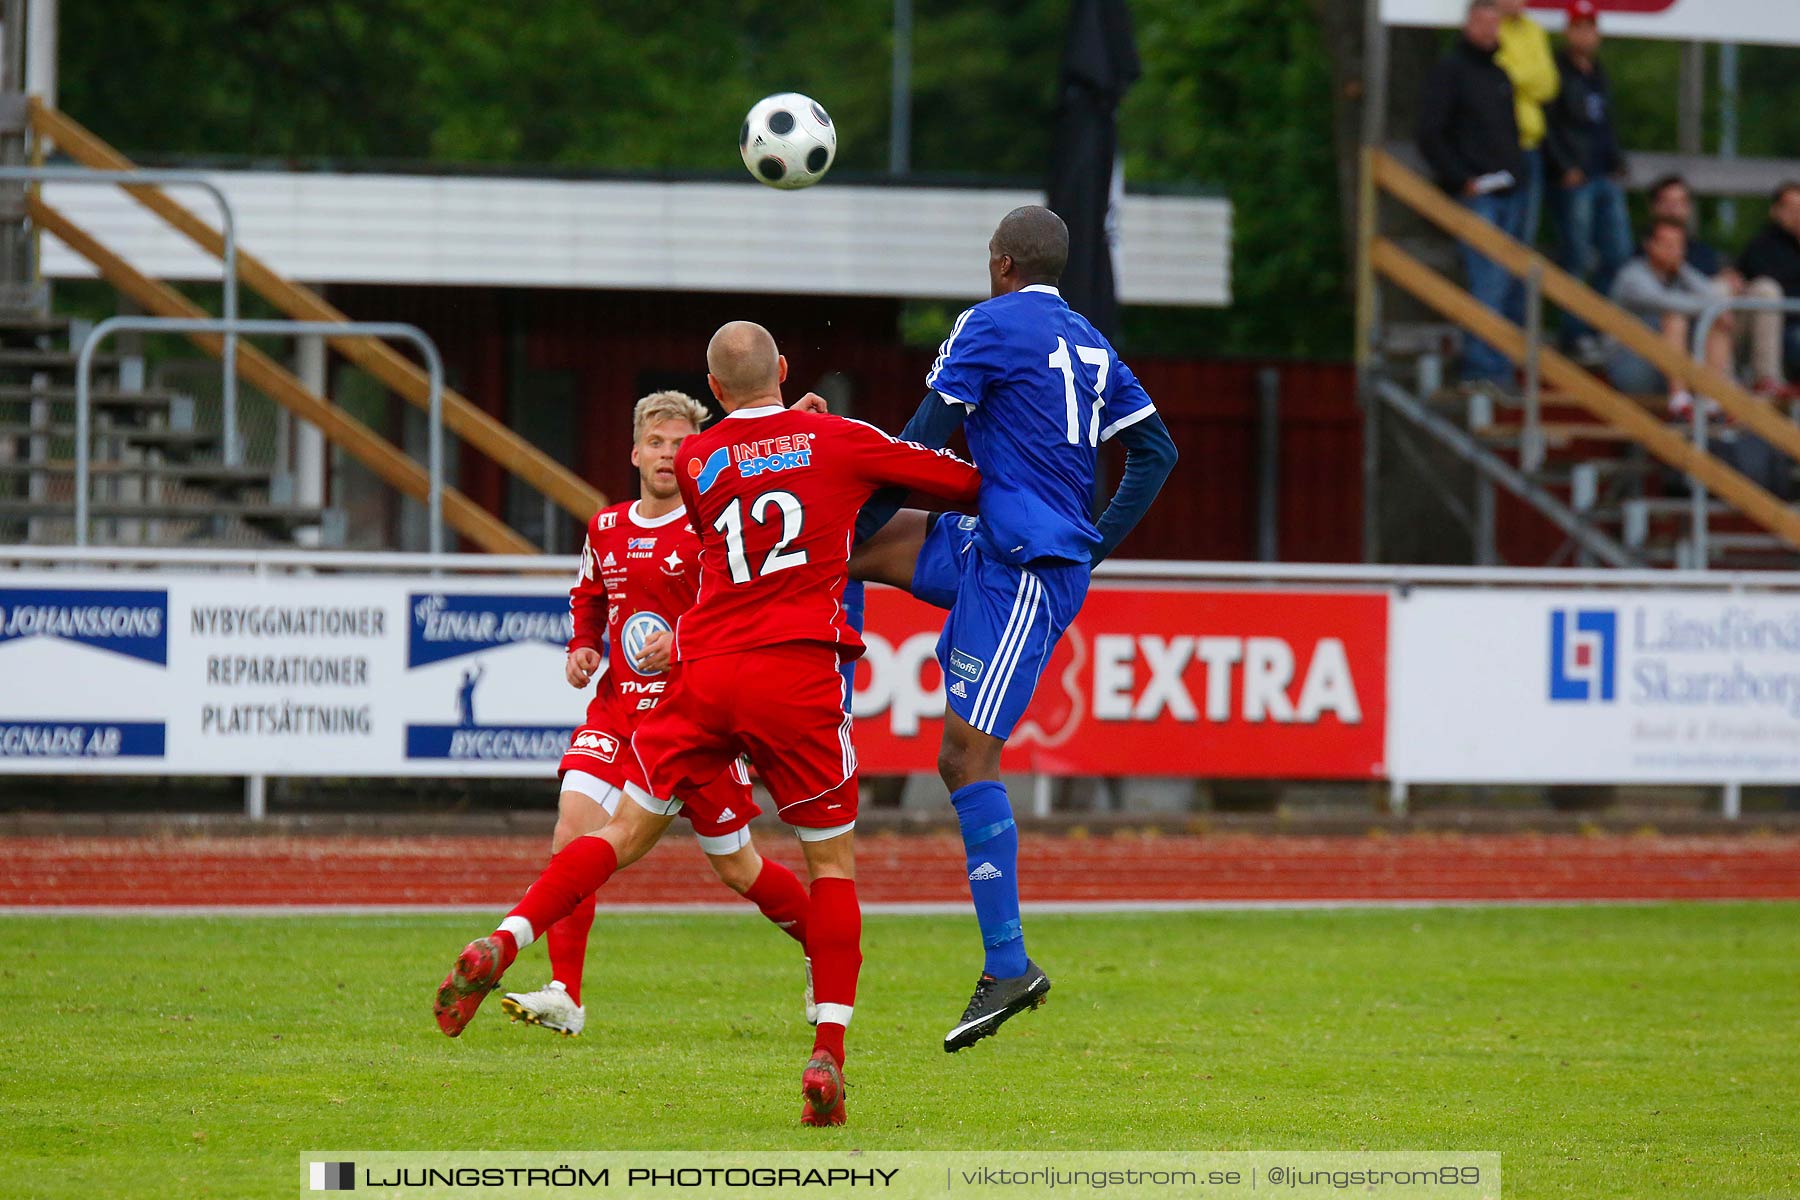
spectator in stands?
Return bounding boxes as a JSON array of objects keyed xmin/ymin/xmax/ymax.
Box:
[
  {"xmin": 1496, "ymin": 0, "xmax": 1559, "ymax": 246},
  {"xmin": 1544, "ymin": 0, "xmax": 1629, "ymax": 358},
  {"xmin": 1649, "ymin": 175, "xmax": 1733, "ymax": 280},
  {"xmin": 1607, "ymin": 218, "xmax": 1729, "ymax": 405},
  {"xmin": 1737, "ymin": 183, "xmax": 1800, "ymax": 389},
  {"xmin": 1613, "ymin": 219, "xmax": 1790, "ymax": 498},
  {"xmin": 1419, "ymin": 0, "xmax": 1523, "ymax": 387},
  {"xmin": 1650, "ymin": 174, "xmax": 1785, "ymax": 390}
]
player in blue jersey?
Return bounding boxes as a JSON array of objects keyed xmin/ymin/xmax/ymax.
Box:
[{"xmin": 843, "ymin": 205, "xmax": 1179, "ymax": 1051}]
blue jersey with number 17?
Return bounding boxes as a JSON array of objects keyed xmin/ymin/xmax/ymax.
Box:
[{"xmin": 925, "ymin": 284, "xmax": 1158, "ymax": 566}]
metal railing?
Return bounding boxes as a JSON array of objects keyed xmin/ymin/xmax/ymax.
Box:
[
  {"xmin": 1687, "ymin": 295, "xmax": 1800, "ymax": 568},
  {"xmin": 75, "ymin": 318, "xmax": 446, "ymax": 552},
  {"xmin": 9, "ymin": 166, "xmax": 242, "ymax": 465},
  {"xmin": 9, "ymin": 543, "xmax": 1800, "ymax": 591}
]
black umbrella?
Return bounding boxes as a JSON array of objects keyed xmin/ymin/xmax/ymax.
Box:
[{"xmin": 1046, "ymin": 0, "xmax": 1141, "ymax": 341}]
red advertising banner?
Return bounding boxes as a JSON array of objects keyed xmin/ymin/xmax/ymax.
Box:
[{"xmin": 850, "ymin": 585, "xmax": 1388, "ymax": 779}]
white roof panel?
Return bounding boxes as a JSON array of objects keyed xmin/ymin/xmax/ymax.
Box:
[{"xmin": 37, "ymin": 170, "xmax": 1230, "ymax": 307}]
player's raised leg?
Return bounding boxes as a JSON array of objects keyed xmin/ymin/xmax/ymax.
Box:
[
  {"xmin": 498, "ymin": 774, "xmax": 616, "ymax": 1037},
  {"xmin": 432, "ymin": 797, "xmax": 674, "ymax": 1037},
  {"xmin": 848, "ymin": 509, "xmax": 933, "ymax": 593}
]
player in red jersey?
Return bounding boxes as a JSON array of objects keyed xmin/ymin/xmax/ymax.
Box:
[
  {"xmin": 494, "ymin": 391, "xmax": 815, "ymax": 1039},
  {"xmin": 433, "ymin": 322, "xmax": 980, "ymax": 1127}
]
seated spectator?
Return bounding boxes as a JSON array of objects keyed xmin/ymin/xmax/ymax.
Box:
[
  {"xmin": 1544, "ymin": 0, "xmax": 1629, "ymax": 356},
  {"xmin": 1737, "ymin": 183, "xmax": 1800, "ymax": 390},
  {"xmin": 1418, "ymin": 0, "xmax": 1524, "ymax": 387},
  {"xmin": 1613, "ymin": 219, "xmax": 1792, "ymax": 499},
  {"xmin": 1607, "ymin": 218, "xmax": 1729, "ymax": 408},
  {"xmin": 1649, "ymin": 175, "xmax": 1733, "ymax": 282}
]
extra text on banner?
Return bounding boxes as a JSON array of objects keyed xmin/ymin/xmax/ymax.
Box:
[{"xmin": 852, "ymin": 585, "xmax": 1388, "ymax": 779}]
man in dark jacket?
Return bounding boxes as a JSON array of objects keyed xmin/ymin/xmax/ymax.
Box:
[
  {"xmin": 1738, "ymin": 183, "xmax": 1800, "ymax": 382},
  {"xmin": 1418, "ymin": 0, "xmax": 1523, "ymax": 386},
  {"xmin": 1544, "ymin": 0, "xmax": 1629, "ymax": 352}
]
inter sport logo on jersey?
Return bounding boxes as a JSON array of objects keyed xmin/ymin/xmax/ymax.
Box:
[
  {"xmin": 733, "ymin": 433, "xmax": 815, "ymax": 478},
  {"xmin": 692, "ymin": 447, "xmax": 733, "ymax": 493},
  {"xmin": 1549, "ymin": 609, "xmax": 1618, "ymax": 702},
  {"xmin": 693, "ymin": 434, "xmax": 818, "ymax": 493}
]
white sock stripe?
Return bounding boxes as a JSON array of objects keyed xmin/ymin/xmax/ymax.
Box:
[
  {"xmin": 970, "ymin": 571, "xmax": 1033, "ymax": 728},
  {"xmin": 499, "ymin": 914, "xmax": 536, "ymax": 949},
  {"xmin": 975, "ymin": 572, "xmax": 1041, "ymax": 731},
  {"xmin": 813, "ymin": 1002, "xmax": 854, "ymax": 1028}
]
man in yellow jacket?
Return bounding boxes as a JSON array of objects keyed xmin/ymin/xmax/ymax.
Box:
[{"xmin": 1496, "ymin": 0, "xmax": 1559, "ymax": 247}]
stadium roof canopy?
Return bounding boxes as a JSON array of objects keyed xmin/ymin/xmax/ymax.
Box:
[{"xmin": 39, "ymin": 171, "xmax": 1232, "ymax": 307}]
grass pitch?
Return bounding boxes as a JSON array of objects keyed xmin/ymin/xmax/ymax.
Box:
[{"xmin": 1, "ymin": 904, "xmax": 1795, "ymax": 1199}]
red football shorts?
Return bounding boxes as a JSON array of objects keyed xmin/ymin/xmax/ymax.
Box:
[
  {"xmin": 631, "ymin": 643, "xmax": 858, "ymax": 833},
  {"xmin": 558, "ymin": 693, "xmax": 758, "ymax": 841}
]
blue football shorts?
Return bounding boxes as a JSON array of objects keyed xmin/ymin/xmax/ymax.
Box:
[{"xmin": 911, "ymin": 515, "xmax": 1088, "ymax": 740}]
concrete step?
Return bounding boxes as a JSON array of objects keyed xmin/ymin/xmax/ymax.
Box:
[
  {"xmin": 0, "ymin": 422, "xmax": 218, "ymax": 449},
  {"xmin": 0, "ymin": 461, "xmax": 272, "ymax": 488},
  {"xmin": 0, "ymin": 349, "xmax": 127, "ymax": 373},
  {"xmin": 0, "ymin": 499, "xmax": 322, "ymax": 529},
  {"xmin": 0, "ymin": 386, "xmax": 181, "ymax": 410}
]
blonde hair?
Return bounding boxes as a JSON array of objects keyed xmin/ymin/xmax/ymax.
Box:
[{"xmin": 633, "ymin": 390, "xmax": 709, "ymax": 442}]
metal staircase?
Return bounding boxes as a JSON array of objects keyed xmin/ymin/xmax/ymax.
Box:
[
  {"xmin": 1373, "ymin": 319, "xmax": 1800, "ymax": 570},
  {"xmin": 0, "ymin": 313, "xmax": 325, "ymax": 546},
  {"xmin": 1361, "ymin": 150, "xmax": 1800, "ymax": 572}
]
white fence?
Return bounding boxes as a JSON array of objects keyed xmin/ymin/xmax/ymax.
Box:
[{"xmin": 4, "ymin": 547, "xmax": 1800, "ymax": 819}]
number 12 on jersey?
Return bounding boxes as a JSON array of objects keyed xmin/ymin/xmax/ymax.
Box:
[
  {"xmin": 1047, "ymin": 336, "xmax": 1111, "ymax": 447},
  {"xmin": 714, "ymin": 490, "xmax": 809, "ymax": 584}
]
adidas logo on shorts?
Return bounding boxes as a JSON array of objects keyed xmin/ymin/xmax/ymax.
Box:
[
  {"xmin": 949, "ymin": 679, "xmax": 968, "ymax": 698},
  {"xmin": 968, "ymin": 861, "xmax": 1003, "ymax": 882}
]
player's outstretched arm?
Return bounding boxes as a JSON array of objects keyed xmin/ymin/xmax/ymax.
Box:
[
  {"xmin": 1093, "ymin": 412, "xmax": 1179, "ymax": 563},
  {"xmin": 854, "ymin": 392, "xmax": 969, "ymax": 544},
  {"xmin": 847, "ymin": 417, "xmax": 981, "ymax": 506}
]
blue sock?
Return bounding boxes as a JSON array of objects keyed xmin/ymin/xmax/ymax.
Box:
[{"xmin": 951, "ymin": 780, "xmax": 1028, "ymax": 978}]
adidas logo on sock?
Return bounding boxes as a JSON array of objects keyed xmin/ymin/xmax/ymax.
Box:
[
  {"xmin": 950, "ymin": 679, "xmax": 968, "ymax": 698},
  {"xmin": 968, "ymin": 861, "xmax": 1003, "ymax": 881}
]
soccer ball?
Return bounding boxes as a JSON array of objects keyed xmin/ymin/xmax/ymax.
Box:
[{"xmin": 739, "ymin": 93, "xmax": 836, "ymax": 190}]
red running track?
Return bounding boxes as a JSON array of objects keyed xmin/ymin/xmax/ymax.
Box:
[{"xmin": 5, "ymin": 833, "xmax": 1800, "ymax": 907}]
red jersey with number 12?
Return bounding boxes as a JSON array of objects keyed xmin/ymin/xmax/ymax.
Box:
[{"xmin": 673, "ymin": 405, "xmax": 979, "ymax": 664}]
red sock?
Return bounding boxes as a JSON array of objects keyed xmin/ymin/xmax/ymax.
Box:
[
  {"xmin": 806, "ymin": 877, "xmax": 861, "ymax": 1065},
  {"xmin": 497, "ymin": 836, "xmax": 618, "ymax": 966},
  {"xmin": 743, "ymin": 857, "xmax": 810, "ymax": 945},
  {"xmin": 545, "ymin": 892, "xmax": 597, "ymax": 1006}
]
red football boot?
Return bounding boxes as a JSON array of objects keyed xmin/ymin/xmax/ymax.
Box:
[
  {"xmin": 433, "ymin": 936, "xmax": 510, "ymax": 1037},
  {"xmin": 800, "ymin": 1049, "xmax": 846, "ymax": 1127}
]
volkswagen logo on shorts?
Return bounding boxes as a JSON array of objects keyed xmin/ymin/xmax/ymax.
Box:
[{"xmin": 621, "ymin": 611, "xmax": 673, "ymax": 675}]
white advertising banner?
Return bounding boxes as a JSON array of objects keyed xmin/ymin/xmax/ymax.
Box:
[
  {"xmin": 1392, "ymin": 588, "xmax": 1800, "ymax": 783},
  {"xmin": 1380, "ymin": 0, "xmax": 1800, "ymax": 48},
  {"xmin": 0, "ymin": 574, "xmax": 579, "ymax": 778}
]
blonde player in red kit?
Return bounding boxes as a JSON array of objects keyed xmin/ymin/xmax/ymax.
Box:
[
  {"xmin": 495, "ymin": 391, "xmax": 814, "ymax": 1039},
  {"xmin": 433, "ymin": 322, "xmax": 981, "ymax": 1127}
]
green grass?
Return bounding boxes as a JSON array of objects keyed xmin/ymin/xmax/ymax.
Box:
[{"xmin": 1, "ymin": 905, "xmax": 1796, "ymax": 1198}]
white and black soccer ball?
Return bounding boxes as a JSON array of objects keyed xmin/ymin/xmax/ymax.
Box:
[{"xmin": 739, "ymin": 92, "xmax": 836, "ymax": 190}]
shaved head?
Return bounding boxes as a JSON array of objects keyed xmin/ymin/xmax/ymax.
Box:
[
  {"xmin": 706, "ymin": 321, "xmax": 782, "ymax": 402},
  {"xmin": 991, "ymin": 205, "xmax": 1069, "ymax": 287}
]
